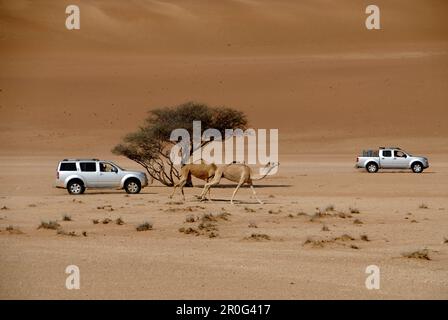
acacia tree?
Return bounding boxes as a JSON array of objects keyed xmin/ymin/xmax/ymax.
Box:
[{"xmin": 112, "ymin": 102, "xmax": 248, "ymax": 186}]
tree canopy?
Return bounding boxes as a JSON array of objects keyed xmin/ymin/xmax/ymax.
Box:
[{"xmin": 113, "ymin": 102, "xmax": 248, "ymax": 186}]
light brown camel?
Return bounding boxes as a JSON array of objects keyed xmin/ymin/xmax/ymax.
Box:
[
  {"xmin": 170, "ymin": 162, "xmax": 217, "ymax": 201},
  {"xmin": 199, "ymin": 162, "xmax": 279, "ymax": 204}
]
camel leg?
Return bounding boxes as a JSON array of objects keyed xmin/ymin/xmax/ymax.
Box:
[
  {"xmin": 178, "ymin": 179, "xmax": 187, "ymax": 201},
  {"xmin": 230, "ymin": 177, "xmax": 245, "ymax": 205},
  {"xmin": 169, "ymin": 183, "xmax": 179, "ymax": 199},
  {"xmin": 206, "ymin": 177, "xmax": 213, "ymax": 202},
  {"xmin": 249, "ymin": 182, "xmax": 264, "ymax": 205},
  {"xmin": 200, "ymin": 176, "xmax": 221, "ymax": 201}
]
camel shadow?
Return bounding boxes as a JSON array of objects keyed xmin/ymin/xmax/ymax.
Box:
[
  {"xmin": 192, "ymin": 184, "xmax": 292, "ymax": 189},
  {"xmin": 190, "ymin": 197, "xmax": 265, "ymax": 204}
]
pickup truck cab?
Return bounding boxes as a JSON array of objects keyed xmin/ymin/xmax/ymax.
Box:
[
  {"xmin": 55, "ymin": 159, "xmax": 149, "ymax": 194},
  {"xmin": 356, "ymin": 147, "xmax": 429, "ymax": 173}
]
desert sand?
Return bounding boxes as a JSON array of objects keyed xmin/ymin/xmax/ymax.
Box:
[{"xmin": 0, "ymin": 0, "xmax": 447, "ymax": 299}]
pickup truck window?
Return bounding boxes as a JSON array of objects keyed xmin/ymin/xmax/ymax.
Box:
[
  {"xmin": 80, "ymin": 162, "xmax": 97, "ymax": 172},
  {"xmin": 382, "ymin": 150, "xmax": 392, "ymax": 157},
  {"xmin": 395, "ymin": 151, "xmax": 406, "ymax": 158}
]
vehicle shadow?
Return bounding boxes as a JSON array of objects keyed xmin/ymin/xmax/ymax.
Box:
[{"xmin": 360, "ymin": 171, "xmax": 436, "ymax": 174}]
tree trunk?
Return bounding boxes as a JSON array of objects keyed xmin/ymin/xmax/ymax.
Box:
[{"xmin": 185, "ymin": 172, "xmax": 193, "ymax": 187}]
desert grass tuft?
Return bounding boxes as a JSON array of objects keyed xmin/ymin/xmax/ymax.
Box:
[
  {"xmin": 136, "ymin": 222, "xmax": 153, "ymax": 231},
  {"xmin": 5, "ymin": 225, "xmax": 23, "ymax": 234},
  {"xmin": 216, "ymin": 212, "xmax": 231, "ymax": 221},
  {"xmin": 115, "ymin": 217, "xmax": 125, "ymax": 225},
  {"xmin": 419, "ymin": 203, "xmax": 429, "ymax": 209},
  {"xmin": 360, "ymin": 234, "xmax": 370, "ymax": 241},
  {"xmin": 38, "ymin": 220, "xmax": 60, "ymax": 230},
  {"xmin": 198, "ymin": 222, "xmax": 218, "ymax": 232},
  {"xmin": 178, "ymin": 227, "xmax": 199, "ymax": 235},
  {"xmin": 245, "ymin": 233, "xmax": 271, "ymax": 241},
  {"xmin": 402, "ymin": 249, "xmax": 431, "ymax": 260},
  {"xmin": 248, "ymin": 221, "xmax": 258, "ymax": 228},
  {"xmin": 57, "ymin": 229, "xmax": 78, "ymax": 237}
]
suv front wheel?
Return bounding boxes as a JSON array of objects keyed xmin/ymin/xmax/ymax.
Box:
[
  {"xmin": 411, "ymin": 162, "xmax": 424, "ymax": 173},
  {"xmin": 67, "ymin": 180, "xmax": 85, "ymax": 195},
  {"xmin": 124, "ymin": 178, "xmax": 141, "ymax": 194}
]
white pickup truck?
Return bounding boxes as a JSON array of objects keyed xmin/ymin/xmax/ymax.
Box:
[{"xmin": 355, "ymin": 147, "xmax": 429, "ymax": 173}]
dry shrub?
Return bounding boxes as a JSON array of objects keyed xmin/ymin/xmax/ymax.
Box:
[
  {"xmin": 178, "ymin": 227, "xmax": 199, "ymax": 235},
  {"xmin": 198, "ymin": 222, "xmax": 218, "ymax": 232},
  {"xmin": 201, "ymin": 213, "xmax": 218, "ymax": 222},
  {"xmin": 57, "ymin": 229, "xmax": 78, "ymax": 237},
  {"xmin": 38, "ymin": 220, "xmax": 60, "ymax": 230},
  {"xmin": 62, "ymin": 214, "xmax": 72, "ymax": 221},
  {"xmin": 338, "ymin": 212, "xmax": 352, "ymax": 219},
  {"xmin": 245, "ymin": 233, "xmax": 271, "ymax": 241},
  {"xmin": 136, "ymin": 222, "xmax": 153, "ymax": 231},
  {"xmin": 303, "ymin": 234, "xmax": 356, "ymax": 248},
  {"xmin": 402, "ymin": 249, "xmax": 431, "ymax": 260},
  {"xmin": 360, "ymin": 234, "xmax": 370, "ymax": 241},
  {"xmin": 248, "ymin": 221, "xmax": 258, "ymax": 228},
  {"xmin": 349, "ymin": 207, "xmax": 360, "ymax": 214},
  {"xmin": 115, "ymin": 217, "xmax": 125, "ymax": 225},
  {"xmin": 5, "ymin": 225, "xmax": 23, "ymax": 234},
  {"xmin": 216, "ymin": 212, "xmax": 231, "ymax": 221}
]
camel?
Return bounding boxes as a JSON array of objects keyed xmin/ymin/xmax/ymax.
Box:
[
  {"xmin": 170, "ymin": 162, "xmax": 217, "ymax": 201},
  {"xmin": 198, "ymin": 162, "xmax": 279, "ymax": 205}
]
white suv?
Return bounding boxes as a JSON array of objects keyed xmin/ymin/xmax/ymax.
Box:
[{"xmin": 55, "ymin": 159, "xmax": 148, "ymax": 194}]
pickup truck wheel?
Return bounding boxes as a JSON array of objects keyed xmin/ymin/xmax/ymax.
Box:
[
  {"xmin": 124, "ymin": 179, "xmax": 141, "ymax": 194},
  {"xmin": 411, "ymin": 162, "xmax": 424, "ymax": 173},
  {"xmin": 366, "ymin": 162, "xmax": 378, "ymax": 173},
  {"xmin": 67, "ymin": 180, "xmax": 85, "ymax": 195}
]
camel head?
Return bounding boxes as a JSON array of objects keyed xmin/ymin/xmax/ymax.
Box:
[{"xmin": 259, "ymin": 161, "xmax": 279, "ymax": 176}]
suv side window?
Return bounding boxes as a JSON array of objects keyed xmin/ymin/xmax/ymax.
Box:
[
  {"xmin": 80, "ymin": 162, "xmax": 97, "ymax": 172},
  {"xmin": 100, "ymin": 162, "xmax": 117, "ymax": 172},
  {"xmin": 382, "ymin": 150, "xmax": 392, "ymax": 157},
  {"xmin": 60, "ymin": 162, "xmax": 77, "ymax": 171}
]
